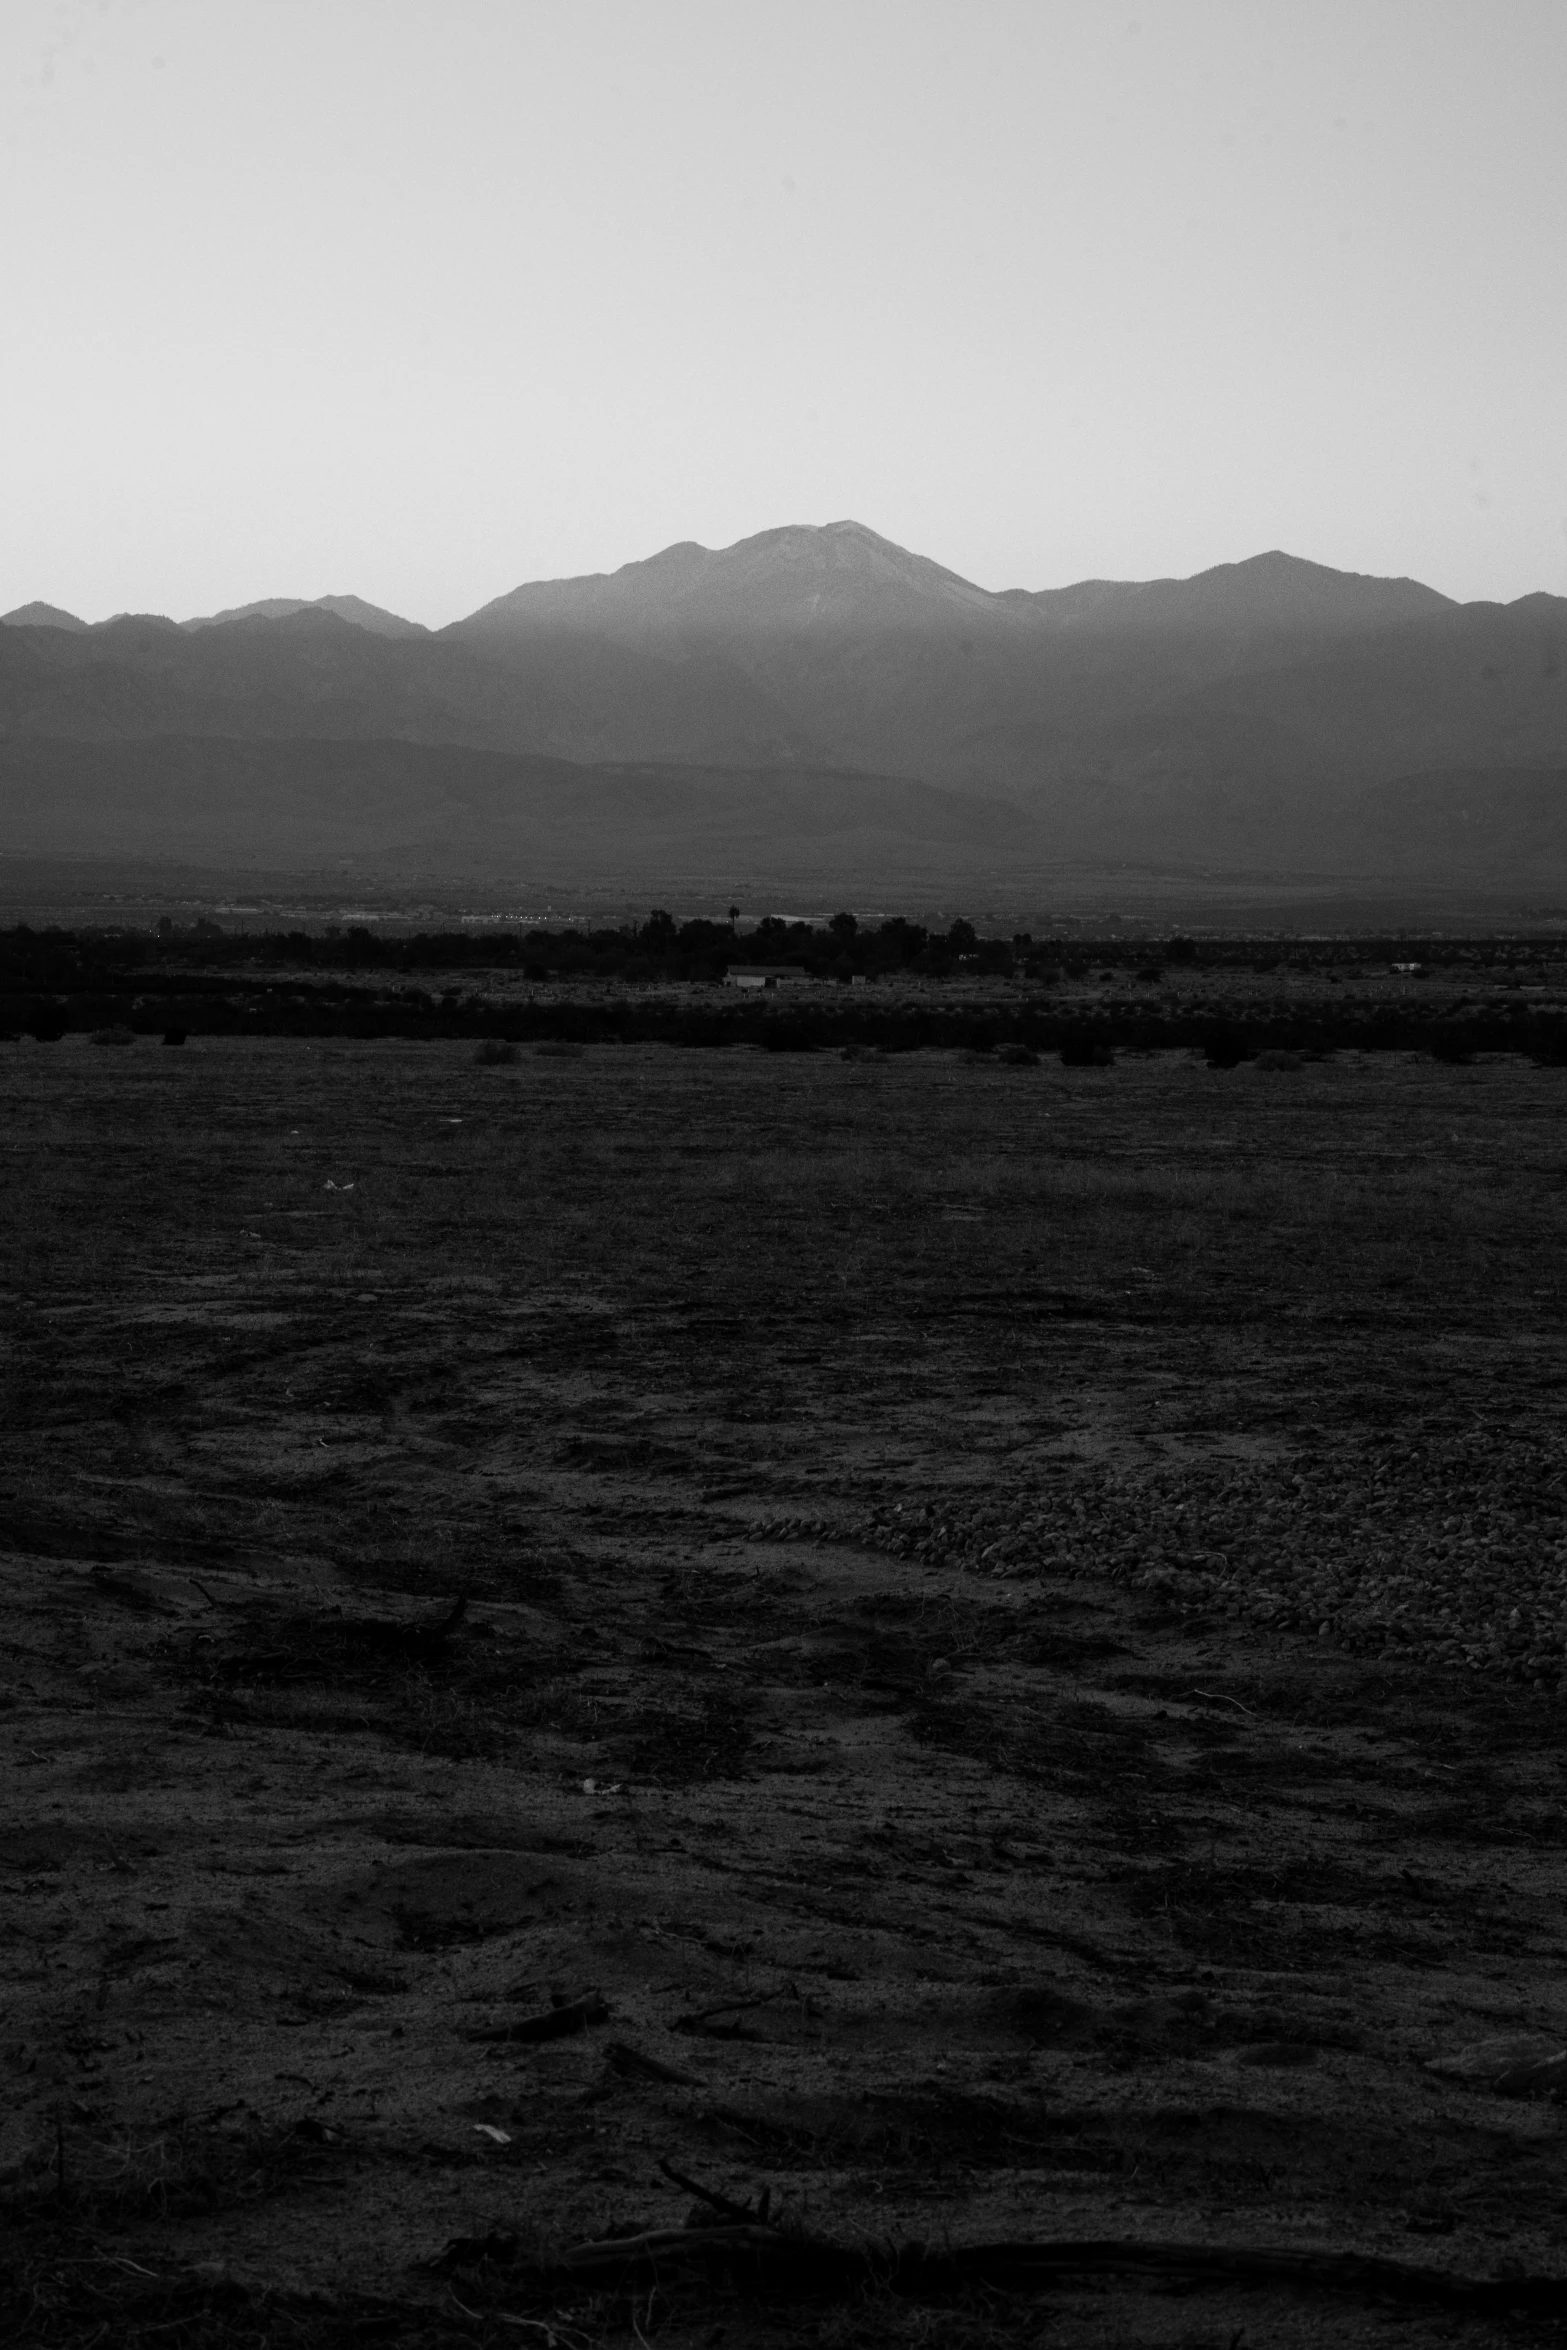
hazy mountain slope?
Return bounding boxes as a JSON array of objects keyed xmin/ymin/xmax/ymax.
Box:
[
  {"xmin": 449, "ymin": 523, "xmax": 1536, "ymax": 794},
  {"xmin": 941, "ymin": 593, "xmax": 1567, "ymax": 809},
  {"xmin": 5, "ymin": 732, "xmax": 1561, "ymax": 894},
  {"xmin": 1193, "ymin": 594, "xmax": 1567, "ymax": 783},
  {"xmin": 183, "ymin": 594, "xmax": 429, "ymax": 638},
  {"xmin": 1000, "ymin": 549, "xmax": 1453, "ymax": 636},
  {"xmin": 3, "ymin": 529, "xmax": 1530, "ymax": 791},
  {"xmin": 455, "ymin": 519, "xmax": 1011, "ymax": 642},
  {"xmin": 0, "ymin": 603, "xmax": 822, "ymax": 770},
  {"xmin": 2, "ymin": 523, "xmax": 1563, "ymax": 892},
  {"xmin": 1, "ymin": 601, "xmax": 88, "ymax": 632},
  {"xmin": 457, "ymin": 527, "xmax": 1451, "ymax": 651},
  {"xmin": 0, "ymin": 735, "xmax": 1037, "ymax": 885},
  {"xmin": 1348, "ymin": 767, "xmax": 1567, "ymax": 875},
  {"xmin": 445, "ymin": 521, "xmax": 1027, "ymax": 771},
  {"xmin": 669, "ymin": 583, "xmax": 1567, "ymax": 803},
  {"xmin": 0, "ymin": 607, "xmax": 575, "ymax": 752},
  {"xmin": 420, "ymin": 630, "xmax": 827, "ymax": 767}
]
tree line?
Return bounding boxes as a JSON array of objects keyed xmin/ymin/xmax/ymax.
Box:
[{"xmin": 3, "ymin": 915, "xmax": 1564, "ymax": 997}]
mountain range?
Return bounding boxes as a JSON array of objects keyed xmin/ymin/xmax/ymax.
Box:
[{"xmin": 3, "ymin": 521, "xmax": 1565, "ymax": 898}]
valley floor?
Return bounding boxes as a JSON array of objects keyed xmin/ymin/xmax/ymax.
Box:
[{"xmin": 5, "ymin": 1036, "xmax": 1567, "ymax": 2348}]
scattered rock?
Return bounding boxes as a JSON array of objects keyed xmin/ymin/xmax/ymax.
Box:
[
  {"xmin": 861, "ymin": 1430, "xmax": 1567, "ymax": 1691},
  {"xmin": 1425, "ymin": 2035, "xmax": 1567, "ymax": 2095}
]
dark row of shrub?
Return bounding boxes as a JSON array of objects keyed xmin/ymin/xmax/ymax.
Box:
[
  {"xmin": 5, "ymin": 987, "xmax": 1567, "ymax": 1064},
  {"xmin": 4, "ymin": 920, "xmax": 1565, "ymax": 996},
  {"xmin": 0, "ymin": 914, "xmax": 1004, "ymax": 990}
]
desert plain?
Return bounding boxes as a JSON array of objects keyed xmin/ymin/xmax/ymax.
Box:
[{"xmin": 6, "ymin": 998, "xmax": 1567, "ymax": 2349}]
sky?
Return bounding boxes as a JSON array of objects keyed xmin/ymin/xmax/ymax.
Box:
[{"xmin": 4, "ymin": 0, "xmax": 1565, "ymax": 625}]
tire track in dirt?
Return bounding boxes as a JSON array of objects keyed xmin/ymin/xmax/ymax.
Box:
[{"xmin": 5, "ymin": 1037, "xmax": 1567, "ymax": 2345}]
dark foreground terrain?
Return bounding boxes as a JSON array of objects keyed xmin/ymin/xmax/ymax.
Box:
[{"xmin": 5, "ymin": 1032, "xmax": 1567, "ymax": 2348}]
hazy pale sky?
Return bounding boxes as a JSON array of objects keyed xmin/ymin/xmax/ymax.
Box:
[{"xmin": 5, "ymin": 0, "xmax": 1564, "ymax": 624}]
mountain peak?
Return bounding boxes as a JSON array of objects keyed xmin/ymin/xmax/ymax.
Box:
[
  {"xmin": 1021, "ymin": 549, "xmax": 1454, "ymax": 633},
  {"xmin": 1191, "ymin": 548, "xmax": 1453, "ymax": 606},
  {"xmin": 2, "ymin": 600, "xmax": 88, "ymax": 632},
  {"xmin": 456, "ymin": 518, "xmax": 1002, "ymax": 638},
  {"xmin": 184, "ymin": 594, "xmax": 427, "ymax": 638}
]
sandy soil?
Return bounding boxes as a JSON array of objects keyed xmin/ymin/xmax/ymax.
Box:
[{"xmin": 5, "ymin": 1035, "xmax": 1567, "ymax": 2348}]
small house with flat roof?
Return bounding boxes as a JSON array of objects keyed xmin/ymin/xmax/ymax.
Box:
[{"xmin": 724, "ymin": 965, "xmax": 809, "ymax": 990}]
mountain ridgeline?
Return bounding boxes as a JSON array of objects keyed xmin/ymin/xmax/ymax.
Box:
[{"xmin": 3, "ymin": 522, "xmax": 1565, "ymax": 893}]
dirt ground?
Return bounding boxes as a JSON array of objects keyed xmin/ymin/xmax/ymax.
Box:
[{"xmin": 5, "ymin": 1034, "xmax": 1567, "ymax": 2348}]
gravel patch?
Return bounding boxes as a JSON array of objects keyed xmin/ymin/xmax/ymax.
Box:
[{"xmin": 859, "ymin": 1429, "xmax": 1567, "ymax": 1688}]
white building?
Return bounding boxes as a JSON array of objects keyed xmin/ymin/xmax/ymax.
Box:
[{"xmin": 724, "ymin": 965, "xmax": 811, "ymax": 989}]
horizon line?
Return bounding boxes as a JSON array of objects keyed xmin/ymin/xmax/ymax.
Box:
[{"xmin": 6, "ymin": 523, "xmax": 1554, "ymax": 634}]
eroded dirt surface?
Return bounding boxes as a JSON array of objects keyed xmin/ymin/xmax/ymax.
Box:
[{"xmin": 5, "ymin": 1036, "xmax": 1567, "ymax": 2347}]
